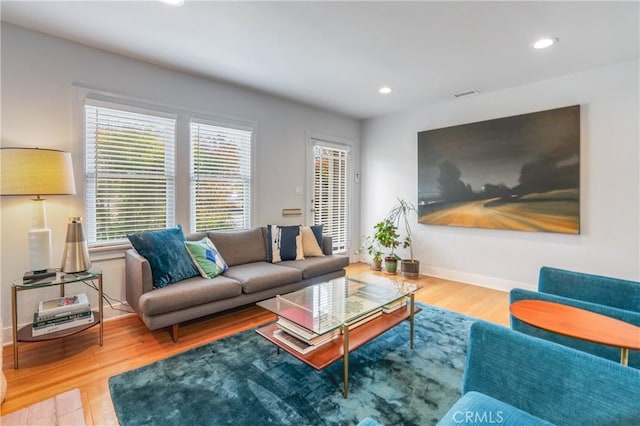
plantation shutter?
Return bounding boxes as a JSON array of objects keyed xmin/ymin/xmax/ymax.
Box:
[
  {"xmin": 85, "ymin": 103, "xmax": 176, "ymax": 243},
  {"xmin": 190, "ymin": 120, "xmax": 252, "ymax": 232},
  {"xmin": 312, "ymin": 143, "xmax": 350, "ymax": 253}
]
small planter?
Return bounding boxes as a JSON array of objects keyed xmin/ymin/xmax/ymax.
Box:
[
  {"xmin": 383, "ymin": 257, "xmax": 398, "ymax": 274},
  {"xmin": 401, "ymin": 260, "xmax": 420, "ymax": 279},
  {"xmin": 370, "ymin": 259, "xmax": 382, "ymax": 271}
]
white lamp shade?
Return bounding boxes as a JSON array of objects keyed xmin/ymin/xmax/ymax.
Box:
[{"xmin": 0, "ymin": 148, "xmax": 76, "ymax": 196}]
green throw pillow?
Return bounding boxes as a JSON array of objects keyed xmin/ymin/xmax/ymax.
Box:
[{"xmin": 185, "ymin": 238, "xmax": 229, "ymax": 278}]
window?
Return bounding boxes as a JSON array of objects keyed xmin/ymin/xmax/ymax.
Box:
[
  {"xmin": 190, "ymin": 120, "xmax": 252, "ymax": 232},
  {"xmin": 85, "ymin": 103, "xmax": 176, "ymax": 243},
  {"xmin": 312, "ymin": 142, "xmax": 350, "ymax": 253}
]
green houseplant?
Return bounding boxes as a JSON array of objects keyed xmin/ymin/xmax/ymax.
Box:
[
  {"xmin": 373, "ymin": 219, "xmax": 401, "ymax": 274},
  {"xmin": 358, "ymin": 235, "xmax": 384, "ymax": 271},
  {"xmin": 386, "ymin": 198, "xmax": 420, "ymax": 278}
]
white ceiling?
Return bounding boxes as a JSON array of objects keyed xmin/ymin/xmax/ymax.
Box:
[{"xmin": 1, "ymin": 1, "xmax": 638, "ymax": 119}]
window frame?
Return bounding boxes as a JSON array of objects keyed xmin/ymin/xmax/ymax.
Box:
[
  {"xmin": 84, "ymin": 98, "xmax": 178, "ymax": 245},
  {"xmin": 188, "ymin": 115, "xmax": 255, "ymax": 234}
]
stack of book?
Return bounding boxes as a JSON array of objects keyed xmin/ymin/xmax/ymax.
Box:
[
  {"xmin": 382, "ymin": 297, "xmax": 407, "ymax": 314},
  {"xmin": 32, "ymin": 293, "xmax": 94, "ymax": 337},
  {"xmin": 274, "ymin": 317, "xmax": 341, "ymax": 354}
]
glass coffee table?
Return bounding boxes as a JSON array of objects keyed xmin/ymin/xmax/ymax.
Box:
[{"xmin": 256, "ymin": 274, "xmax": 421, "ymax": 398}]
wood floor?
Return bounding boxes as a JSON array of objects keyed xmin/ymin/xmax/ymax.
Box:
[{"xmin": 1, "ymin": 263, "xmax": 510, "ymax": 424}]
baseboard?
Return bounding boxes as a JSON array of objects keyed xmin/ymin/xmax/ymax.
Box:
[{"xmin": 420, "ymin": 265, "xmax": 536, "ymax": 293}]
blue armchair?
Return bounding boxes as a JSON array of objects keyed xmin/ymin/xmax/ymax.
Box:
[
  {"xmin": 438, "ymin": 321, "xmax": 640, "ymax": 425},
  {"xmin": 510, "ymin": 266, "xmax": 640, "ymax": 368}
]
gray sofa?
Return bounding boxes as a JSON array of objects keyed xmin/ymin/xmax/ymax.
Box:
[{"xmin": 126, "ymin": 227, "xmax": 349, "ymax": 341}]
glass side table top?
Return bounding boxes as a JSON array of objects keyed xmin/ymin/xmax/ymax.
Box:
[
  {"xmin": 13, "ymin": 268, "xmax": 102, "ymax": 289},
  {"xmin": 258, "ymin": 274, "xmax": 421, "ymax": 335}
]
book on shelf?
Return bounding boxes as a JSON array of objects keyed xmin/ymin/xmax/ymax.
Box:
[
  {"xmin": 382, "ymin": 297, "xmax": 407, "ymax": 314},
  {"xmin": 32, "ymin": 309, "xmax": 92, "ymax": 328},
  {"xmin": 37, "ymin": 293, "xmax": 90, "ymax": 318},
  {"xmin": 347, "ymin": 308, "xmax": 382, "ymax": 330},
  {"xmin": 32, "ymin": 312, "xmax": 95, "ymax": 337},
  {"xmin": 277, "ymin": 319, "xmax": 341, "ymax": 346},
  {"xmin": 272, "ymin": 329, "xmax": 336, "ymax": 354}
]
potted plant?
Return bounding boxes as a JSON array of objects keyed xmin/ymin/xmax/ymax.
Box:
[
  {"xmin": 373, "ymin": 219, "xmax": 401, "ymax": 274},
  {"xmin": 358, "ymin": 235, "xmax": 384, "ymax": 271},
  {"xmin": 386, "ymin": 198, "xmax": 420, "ymax": 278}
]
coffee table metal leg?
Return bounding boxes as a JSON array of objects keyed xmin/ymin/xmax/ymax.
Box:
[
  {"xmin": 621, "ymin": 348, "xmax": 629, "ymax": 365},
  {"xmin": 410, "ymin": 293, "xmax": 415, "ymax": 349},
  {"xmin": 343, "ymin": 325, "xmax": 349, "ymax": 398}
]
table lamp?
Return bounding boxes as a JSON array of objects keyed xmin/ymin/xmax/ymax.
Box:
[{"xmin": 0, "ymin": 147, "xmax": 77, "ymax": 280}]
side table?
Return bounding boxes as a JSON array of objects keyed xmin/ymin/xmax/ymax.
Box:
[{"xmin": 11, "ymin": 269, "xmax": 103, "ymax": 368}]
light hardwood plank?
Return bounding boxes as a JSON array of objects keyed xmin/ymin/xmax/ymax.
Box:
[{"xmin": 1, "ymin": 263, "xmax": 509, "ymax": 423}]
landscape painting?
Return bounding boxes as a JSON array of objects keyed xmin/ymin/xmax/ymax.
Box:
[{"xmin": 417, "ymin": 105, "xmax": 580, "ymax": 234}]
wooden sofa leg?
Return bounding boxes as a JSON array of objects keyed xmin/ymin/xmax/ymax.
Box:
[{"xmin": 171, "ymin": 324, "xmax": 179, "ymax": 342}]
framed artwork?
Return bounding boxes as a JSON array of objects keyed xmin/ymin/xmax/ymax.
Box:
[{"xmin": 418, "ymin": 105, "xmax": 580, "ymax": 234}]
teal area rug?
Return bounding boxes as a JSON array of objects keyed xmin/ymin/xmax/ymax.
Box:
[{"xmin": 109, "ymin": 304, "xmax": 476, "ymax": 426}]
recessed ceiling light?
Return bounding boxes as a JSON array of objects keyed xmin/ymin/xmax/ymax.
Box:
[
  {"xmin": 532, "ymin": 37, "xmax": 558, "ymax": 49},
  {"xmin": 379, "ymin": 87, "xmax": 392, "ymax": 94},
  {"xmin": 159, "ymin": 0, "xmax": 184, "ymax": 6}
]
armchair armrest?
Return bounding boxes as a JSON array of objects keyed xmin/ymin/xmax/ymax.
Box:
[
  {"xmin": 125, "ymin": 248, "xmax": 154, "ymax": 315},
  {"xmin": 462, "ymin": 321, "xmax": 640, "ymax": 425},
  {"xmin": 538, "ymin": 266, "xmax": 640, "ymax": 312}
]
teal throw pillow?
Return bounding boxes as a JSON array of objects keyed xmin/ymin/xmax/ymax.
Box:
[
  {"xmin": 185, "ymin": 238, "xmax": 228, "ymax": 278},
  {"xmin": 310, "ymin": 224, "xmax": 324, "ymax": 247},
  {"xmin": 127, "ymin": 225, "xmax": 199, "ymax": 288}
]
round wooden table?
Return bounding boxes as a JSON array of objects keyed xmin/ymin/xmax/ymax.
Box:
[{"xmin": 510, "ymin": 299, "xmax": 640, "ymax": 365}]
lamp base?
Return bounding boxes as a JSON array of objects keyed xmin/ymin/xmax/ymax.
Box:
[{"xmin": 23, "ymin": 269, "xmax": 58, "ymax": 282}]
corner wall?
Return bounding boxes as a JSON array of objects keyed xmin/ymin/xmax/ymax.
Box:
[
  {"xmin": 361, "ymin": 60, "xmax": 640, "ymax": 290},
  {"xmin": 0, "ymin": 23, "xmax": 361, "ymax": 341}
]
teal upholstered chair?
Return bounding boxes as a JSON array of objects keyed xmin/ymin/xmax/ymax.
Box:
[
  {"xmin": 438, "ymin": 321, "xmax": 640, "ymax": 425},
  {"xmin": 510, "ymin": 266, "xmax": 640, "ymax": 368}
]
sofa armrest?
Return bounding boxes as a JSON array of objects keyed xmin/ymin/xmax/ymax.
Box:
[
  {"xmin": 125, "ymin": 248, "xmax": 154, "ymax": 314},
  {"xmin": 322, "ymin": 235, "xmax": 333, "ymax": 255},
  {"xmin": 538, "ymin": 266, "xmax": 640, "ymax": 312},
  {"xmin": 462, "ymin": 321, "xmax": 640, "ymax": 425}
]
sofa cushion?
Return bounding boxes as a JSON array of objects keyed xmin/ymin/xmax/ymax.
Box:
[
  {"xmin": 267, "ymin": 225, "xmax": 304, "ymax": 263},
  {"xmin": 223, "ymin": 262, "xmax": 302, "ymax": 294},
  {"xmin": 207, "ymin": 228, "xmax": 267, "ymax": 267},
  {"xmin": 438, "ymin": 391, "xmax": 553, "ymax": 426},
  {"xmin": 139, "ymin": 275, "xmax": 242, "ymax": 316},
  {"xmin": 127, "ymin": 225, "xmax": 199, "ymax": 288},
  {"xmin": 185, "ymin": 237, "xmax": 228, "ymax": 279},
  {"xmin": 279, "ymin": 255, "xmax": 349, "ymax": 279},
  {"xmin": 301, "ymin": 226, "xmax": 324, "ymax": 257}
]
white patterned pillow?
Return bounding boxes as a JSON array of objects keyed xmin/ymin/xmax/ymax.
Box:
[{"xmin": 267, "ymin": 225, "xmax": 304, "ymax": 263}]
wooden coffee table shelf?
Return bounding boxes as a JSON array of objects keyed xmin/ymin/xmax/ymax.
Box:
[{"xmin": 257, "ymin": 304, "xmax": 421, "ymax": 395}]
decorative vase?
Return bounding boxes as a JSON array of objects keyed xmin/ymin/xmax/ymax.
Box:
[
  {"xmin": 401, "ymin": 260, "xmax": 420, "ymax": 278},
  {"xmin": 383, "ymin": 257, "xmax": 398, "ymax": 274}
]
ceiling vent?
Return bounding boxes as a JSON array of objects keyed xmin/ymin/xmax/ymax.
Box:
[{"xmin": 451, "ymin": 89, "xmax": 480, "ymax": 99}]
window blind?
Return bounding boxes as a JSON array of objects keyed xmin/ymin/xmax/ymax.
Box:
[
  {"xmin": 190, "ymin": 120, "xmax": 252, "ymax": 232},
  {"xmin": 85, "ymin": 104, "xmax": 176, "ymax": 243},
  {"xmin": 312, "ymin": 143, "xmax": 349, "ymax": 253}
]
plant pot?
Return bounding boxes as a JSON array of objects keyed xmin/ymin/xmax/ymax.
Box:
[
  {"xmin": 401, "ymin": 259, "xmax": 420, "ymax": 279},
  {"xmin": 383, "ymin": 257, "xmax": 398, "ymax": 274},
  {"xmin": 370, "ymin": 259, "xmax": 382, "ymax": 271}
]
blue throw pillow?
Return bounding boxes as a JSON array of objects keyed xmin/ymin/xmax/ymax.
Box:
[
  {"xmin": 127, "ymin": 225, "xmax": 199, "ymax": 288},
  {"xmin": 310, "ymin": 224, "xmax": 324, "ymax": 247},
  {"xmin": 267, "ymin": 225, "xmax": 304, "ymax": 263}
]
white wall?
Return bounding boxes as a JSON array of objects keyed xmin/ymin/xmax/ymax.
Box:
[
  {"xmin": 0, "ymin": 23, "xmax": 361, "ymax": 341},
  {"xmin": 361, "ymin": 60, "xmax": 640, "ymax": 291}
]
